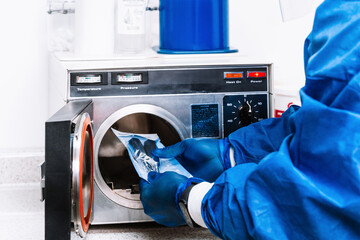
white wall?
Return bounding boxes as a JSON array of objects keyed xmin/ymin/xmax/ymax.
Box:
[
  {"xmin": 0, "ymin": 0, "xmax": 320, "ymax": 154},
  {"xmin": 0, "ymin": 1, "xmax": 48, "ymax": 154},
  {"xmin": 229, "ymin": 0, "xmax": 319, "ymax": 90}
]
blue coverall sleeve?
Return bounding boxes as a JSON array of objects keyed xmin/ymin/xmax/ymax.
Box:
[
  {"xmin": 201, "ymin": 1, "xmax": 360, "ymax": 239},
  {"xmin": 228, "ymin": 105, "xmax": 299, "ymax": 165}
]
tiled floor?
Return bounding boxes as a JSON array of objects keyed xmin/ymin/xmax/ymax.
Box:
[{"xmin": 0, "ymin": 183, "xmax": 218, "ymax": 240}]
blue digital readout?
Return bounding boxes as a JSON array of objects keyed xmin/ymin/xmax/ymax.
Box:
[{"xmin": 191, "ymin": 104, "xmax": 219, "ymax": 138}]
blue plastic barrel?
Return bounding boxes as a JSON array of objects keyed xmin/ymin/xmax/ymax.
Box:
[{"xmin": 158, "ymin": 0, "xmax": 235, "ymax": 54}]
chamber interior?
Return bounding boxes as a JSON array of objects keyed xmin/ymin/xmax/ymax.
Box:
[{"xmin": 98, "ymin": 113, "xmax": 181, "ymax": 196}]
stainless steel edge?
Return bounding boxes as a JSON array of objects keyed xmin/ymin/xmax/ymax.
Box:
[{"xmin": 72, "ymin": 112, "xmax": 92, "ymax": 238}]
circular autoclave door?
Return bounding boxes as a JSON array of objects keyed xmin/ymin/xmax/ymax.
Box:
[
  {"xmin": 72, "ymin": 112, "xmax": 94, "ymax": 238},
  {"xmin": 94, "ymin": 104, "xmax": 188, "ymax": 209}
]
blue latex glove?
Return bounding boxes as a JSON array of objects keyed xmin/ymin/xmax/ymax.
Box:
[
  {"xmin": 152, "ymin": 138, "xmax": 230, "ymax": 182},
  {"xmin": 140, "ymin": 171, "xmax": 202, "ymax": 227}
]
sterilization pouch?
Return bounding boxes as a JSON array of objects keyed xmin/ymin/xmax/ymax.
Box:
[{"xmin": 112, "ymin": 128, "xmax": 192, "ymax": 181}]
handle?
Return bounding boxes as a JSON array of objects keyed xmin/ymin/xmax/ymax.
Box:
[
  {"xmin": 146, "ymin": 7, "xmax": 159, "ymax": 11},
  {"xmin": 146, "ymin": 0, "xmax": 159, "ymax": 11},
  {"xmin": 47, "ymin": 1, "xmax": 75, "ymax": 14},
  {"xmin": 40, "ymin": 161, "xmax": 45, "ymax": 202}
]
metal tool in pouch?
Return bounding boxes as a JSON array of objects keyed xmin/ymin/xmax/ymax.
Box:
[{"xmin": 111, "ymin": 129, "xmax": 192, "ymax": 181}]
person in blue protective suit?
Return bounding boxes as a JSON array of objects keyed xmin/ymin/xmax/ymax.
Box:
[{"xmin": 140, "ymin": 0, "xmax": 360, "ymax": 239}]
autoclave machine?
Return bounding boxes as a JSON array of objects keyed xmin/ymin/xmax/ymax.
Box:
[{"xmin": 44, "ymin": 54, "xmax": 272, "ymax": 239}]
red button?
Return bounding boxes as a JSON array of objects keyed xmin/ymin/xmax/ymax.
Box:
[{"xmin": 247, "ymin": 71, "xmax": 266, "ymax": 78}]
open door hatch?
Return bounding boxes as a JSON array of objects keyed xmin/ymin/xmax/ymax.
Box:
[{"xmin": 45, "ymin": 99, "xmax": 94, "ymax": 240}]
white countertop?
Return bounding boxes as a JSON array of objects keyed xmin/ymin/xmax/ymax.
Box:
[
  {"xmin": 0, "ymin": 183, "xmax": 218, "ymax": 240},
  {"xmin": 52, "ymin": 51, "xmax": 272, "ymax": 71}
]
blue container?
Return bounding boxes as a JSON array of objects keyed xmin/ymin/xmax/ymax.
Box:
[{"xmin": 158, "ymin": 0, "xmax": 236, "ymax": 54}]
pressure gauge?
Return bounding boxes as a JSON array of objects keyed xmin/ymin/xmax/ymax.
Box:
[{"xmin": 117, "ymin": 73, "xmax": 142, "ymax": 83}]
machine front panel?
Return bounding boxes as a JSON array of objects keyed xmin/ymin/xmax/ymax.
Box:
[
  {"xmin": 69, "ymin": 65, "xmax": 269, "ymax": 98},
  {"xmin": 63, "ymin": 64, "xmax": 271, "ymax": 225}
]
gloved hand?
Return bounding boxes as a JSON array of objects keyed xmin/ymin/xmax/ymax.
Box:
[
  {"xmin": 140, "ymin": 171, "xmax": 202, "ymax": 227},
  {"xmin": 152, "ymin": 138, "xmax": 230, "ymax": 182}
]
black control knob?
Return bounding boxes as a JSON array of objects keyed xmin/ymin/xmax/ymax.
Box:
[{"xmin": 238, "ymin": 101, "xmax": 253, "ymax": 126}]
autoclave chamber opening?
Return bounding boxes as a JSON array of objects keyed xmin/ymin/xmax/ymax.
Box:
[{"xmin": 98, "ymin": 113, "xmax": 181, "ymax": 198}]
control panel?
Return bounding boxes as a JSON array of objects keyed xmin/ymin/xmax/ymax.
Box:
[
  {"xmin": 223, "ymin": 94, "xmax": 268, "ymax": 136},
  {"xmin": 68, "ymin": 65, "xmax": 270, "ymax": 137},
  {"xmin": 69, "ymin": 66, "xmax": 268, "ymax": 97}
]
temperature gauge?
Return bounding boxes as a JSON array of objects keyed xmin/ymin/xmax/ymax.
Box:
[
  {"xmin": 70, "ymin": 72, "xmax": 107, "ymax": 86},
  {"xmin": 76, "ymin": 75, "xmax": 102, "ymax": 84},
  {"xmin": 223, "ymin": 94, "xmax": 268, "ymax": 136}
]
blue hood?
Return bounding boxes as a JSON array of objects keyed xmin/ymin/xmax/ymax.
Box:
[{"xmin": 303, "ymin": 0, "xmax": 360, "ymax": 108}]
